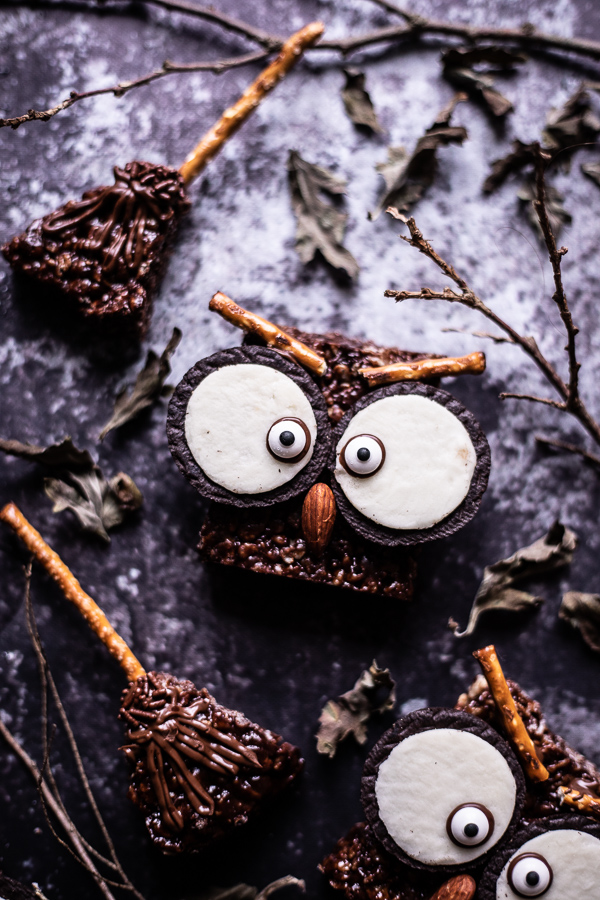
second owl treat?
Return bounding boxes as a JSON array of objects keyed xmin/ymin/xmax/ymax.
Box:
[
  {"xmin": 321, "ymin": 646, "xmax": 600, "ymax": 900},
  {"xmin": 0, "ymin": 503, "xmax": 303, "ymax": 854},
  {"xmin": 167, "ymin": 293, "xmax": 490, "ymax": 599}
]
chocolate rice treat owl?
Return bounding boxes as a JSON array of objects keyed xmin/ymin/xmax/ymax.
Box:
[
  {"xmin": 321, "ymin": 646, "xmax": 600, "ymax": 900},
  {"xmin": 166, "ymin": 292, "xmax": 490, "ymax": 599}
]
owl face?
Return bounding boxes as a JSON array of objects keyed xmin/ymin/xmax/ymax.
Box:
[
  {"xmin": 167, "ymin": 343, "xmax": 490, "ymax": 550},
  {"xmin": 361, "ymin": 709, "xmax": 526, "ymax": 875},
  {"xmin": 357, "ymin": 710, "xmax": 600, "ymax": 900}
]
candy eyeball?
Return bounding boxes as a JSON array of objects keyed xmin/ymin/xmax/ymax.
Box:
[
  {"xmin": 447, "ymin": 804, "xmax": 495, "ymax": 847},
  {"xmin": 267, "ymin": 418, "xmax": 311, "ymax": 462},
  {"xmin": 184, "ymin": 363, "xmax": 318, "ymax": 494},
  {"xmin": 494, "ymin": 827, "xmax": 600, "ymax": 900},
  {"xmin": 340, "ymin": 434, "xmax": 385, "ymax": 477},
  {"xmin": 507, "ymin": 854, "xmax": 553, "ymax": 897},
  {"xmin": 368, "ymin": 721, "xmax": 520, "ymax": 868},
  {"xmin": 334, "ymin": 393, "xmax": 477, "ymax": 531}
]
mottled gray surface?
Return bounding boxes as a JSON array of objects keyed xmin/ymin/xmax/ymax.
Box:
[{"xmin": 1, "ymin": 1, "xmax": 600, "ymax": 898}]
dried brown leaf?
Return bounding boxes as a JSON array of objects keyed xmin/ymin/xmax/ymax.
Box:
[
  {"xmin": 287, "ymin": 150, "xmax": 359, "ymax": 280},
  {"xmin": 582, "ymin": 160, "xmax": 600, "ymax": 187},
  {"xmin": 542, "ymin": 87, "xmax": 600, "ymax": 157},
  {"xmin": 483, "ymin": 139, "xmax": 538, "ymax": 193},
  {"xmin": 441, "ymin": 47, "xmax": 524, "ymax": 118},
  {"xmin": 0, "ymin": 436, "xmax": 94, "ymax": 471},
  {"xmin": 99, "ymin": 327, "xmax": 182, "ymax": 440},
  {"xmin": 341, "ymin": 68, "xmax": 383, "ymax": 133},
  {"xmin": 316, "ymin": 661, "xmax": 396, "ymax": 758},
  {"xmin": 560, "ymin": 591, "xmax": 600, "ymax": 653},
  {"xmin": 450, "ymin": 521, "xmax": 578, "ymax": 637},
  {"xmin": 518, "ymin": 178, "xmax": 572, "ymax": 239},
  {"xmin": 370, "ymin": 94, "xmax": 468, "ymax": 220},
  {"xmin": 44, "ymin": 467, "xmax": 142, "ymax": 542}
]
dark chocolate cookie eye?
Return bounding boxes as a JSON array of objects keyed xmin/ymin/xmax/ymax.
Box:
[
  {"xmin": 508, "ymin": 853, "xmax": 553, "ymax": 897},
  {"xmin": 447, "ymin": 803, "xmax": 494, "ymax": 847},
  {"xmin": 267, "ymin": 417, "xmax": 311, "ymax": 462},
  {"xmin": 340, "ymin": 434, "xmax": 385, "ymax": 477}
]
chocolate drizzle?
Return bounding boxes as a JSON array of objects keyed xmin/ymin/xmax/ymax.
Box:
[
  {"xmin": 41, "ymin": 162, "xmax": 185, "ymax": 279},
  {"xmin": 3, "ymin": 160, "xmax": 190, "ymax": 340},
  {"xmin": 119, "ymin": 671, "xmax": 303, "ymax": 852}
]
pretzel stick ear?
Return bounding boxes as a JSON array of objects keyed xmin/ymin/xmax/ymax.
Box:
[
  {"xmin": 473, "ymin": 645, "xmax": 549, "ymax": 782},
  {"xmin": 359, "ymin": 351, "xmax": 486, "ymax": 387},
  {"xmin": 0, "ymin": 502, "xmax": 146, "ymax": 682},
  {"xmin": 559, "ymin": 786, "xmax": 600, "ymax": 818},
  {"xmin": 180, "ymin": 22, "xmax": 324, "ymax": 184},
  {"xmin": 209, "ymin": 291, "xmax": 327, "ymax": 376}
]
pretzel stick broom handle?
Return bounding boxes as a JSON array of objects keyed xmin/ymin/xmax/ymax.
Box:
[
  {"xmin": 179, "ymin": 21, "xmax": 324, "ymax": 184},
  {"xmin": 0, "ymin": 502, "xmax": 145, "ymax": 682}
]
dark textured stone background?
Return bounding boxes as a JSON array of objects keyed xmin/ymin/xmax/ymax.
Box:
[{"xmin": 1, "ymin": 1, "xmax": 600, "ymax": 898}]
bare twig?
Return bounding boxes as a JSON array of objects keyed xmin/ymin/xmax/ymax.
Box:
[
  {"xmin": 384, "ymin": 186, "xmax": 600, "ymax": 459},
  {"xmin": 499, "ymin": 393, "xmax": 566, "ymax": 410},
  {"xmin": 24, "ymin": 570, "xmax": 145, "ymax": 899},
  {"xmin": 536, "ymin": 436, "xmax": 600, "ymax": 467},
  {"xmin": 0, "ymin": 51, "xmax": 270, "ymax": 129},
  {"xmin": 0, "ymin": 718, "xmax": 119, "ymax": 900},
  {"xmin": 442, "ymin": 327, "xmax": 514, "ymax": 344},
  {"xmin": 6, "ymin": 3, "xmax": 600, "ymax": 128}
]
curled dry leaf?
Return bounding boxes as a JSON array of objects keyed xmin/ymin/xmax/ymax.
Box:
[
  {"xmin": 450, "ymin": 521, "xmax": 577, "ymax": 638},
  {"xmin": 582, "ymin": 160, "xmax": 600, "ymax": 187},
  {"xmin": 45, "ymin": 469, "xmax": 142, "ymax": 543},
  {"xmin": 370, "ymin": 93, "xmax": 468, "ymax": 220},
  {"xmin": 441, "ymin": 45, "xmax": 526, "ymax": 118},
  {"xmin": 99, "ymin": 327, "xmax": 182, "ymax": 440},
  {"xmin": 0, "ymin": 436, "xmax": 94, "ymax": 471},
  {"xmin": 316, "ymin": 660, "xmax": 396, "ymax": 758},
  {"xmin": 517, "ymin": 177, "xmax": 572, "ymax": 239},
  {"xmin": 287, "ymin": 150, "xmax": 359, "ymax": 280},
  {"xmin": 560, "ymin": 591, "xmax": 600, "ymax": 653},
  {"xmin": 341, "ymin": 68, "xmax": 383, "ymax": 133},
  {"xmin": 194, "ymin": 876, "xmax": 305, "ymax": 900}
]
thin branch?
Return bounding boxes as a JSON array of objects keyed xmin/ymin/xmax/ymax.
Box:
[
  {"xmin": 499, "ymin": 392, "xmax": 567, "ymax": 409},
  {"xmin": 0, "ymin": 51, "xmax": 269, "ymax": 129},
  {"xmin": 144, "ymin": 0, "xmax": 284, "ymax": 49},
  {"xmin": 0, "ymin": 718, "xmax": 118, "ymax": 900},
  {"xmin": 24, "ymin": 572, "xmax": 145, "ymax": 900},
  {"xmin": 442, "ymin": 327, "xmax": 515, "ymax": 344},
  {"xmin": 536, "ymin": 436, "xmax": 600, "ymax": 467},
  {"xmin": 533, "ymin": 150, "xmax": 580, "ymax": 408},
  {"xmin": 6, "ymin": 2, "xmax": 600, "ymax": 128},
  {"xmin": 385, "ymin": 198, "xmax": 600, "ymax": 457}
]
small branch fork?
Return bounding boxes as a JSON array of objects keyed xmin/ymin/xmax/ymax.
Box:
[
  {"xmin": 384, "ymin": 147, "xmax": 600, "ymax": 463},
  {"xmin": 6, "ymin": 0, "xmax": 600, "ymax": 128}
]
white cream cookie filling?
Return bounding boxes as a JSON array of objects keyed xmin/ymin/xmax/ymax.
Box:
[
  {"xmin": 374, "ymin": 729, "xmax": 517, "ymax": 866},
  {"xmin": 185, "ymin": 364, "xmax": 317, "ymax": 493},
  {"xmin": 496, "ymin": 830, "xmax": 600, "ymax": 899},
  {"xmin": 334, "ymin": 394, "xmax": 477, "ymax": 530}
]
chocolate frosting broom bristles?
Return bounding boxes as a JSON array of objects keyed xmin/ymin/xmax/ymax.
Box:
[
  {"xmin": 0, "ymin": 502, "xmax": 303, "ymax": 853},
  {"xmin": 2, "ymin": 23, "xmax": 324, "ymax": 343}
]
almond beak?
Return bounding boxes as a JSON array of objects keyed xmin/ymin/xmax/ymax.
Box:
[
  {"xmin": 301, "ymin": 483, "xmax": 336, "ymax": 555},
  {"xmin": 428, "ymin": 874, "xmax": 477, "ymax": 900}
]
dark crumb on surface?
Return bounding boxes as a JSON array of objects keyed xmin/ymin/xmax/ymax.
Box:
[
  {"xmin": 456, "ymin": 676, "xmax": 600, "ymax": 820},
  {"xmin": 2, "ymin": 161, "xmax": 190, "ymax": 341},
  {"xmin": 120, "ymin": 671, "xmax": 303, "ymax": 853},
  {"xmin": 199, "ymin": 499, "xmax": 418, "ymax": 600}
]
